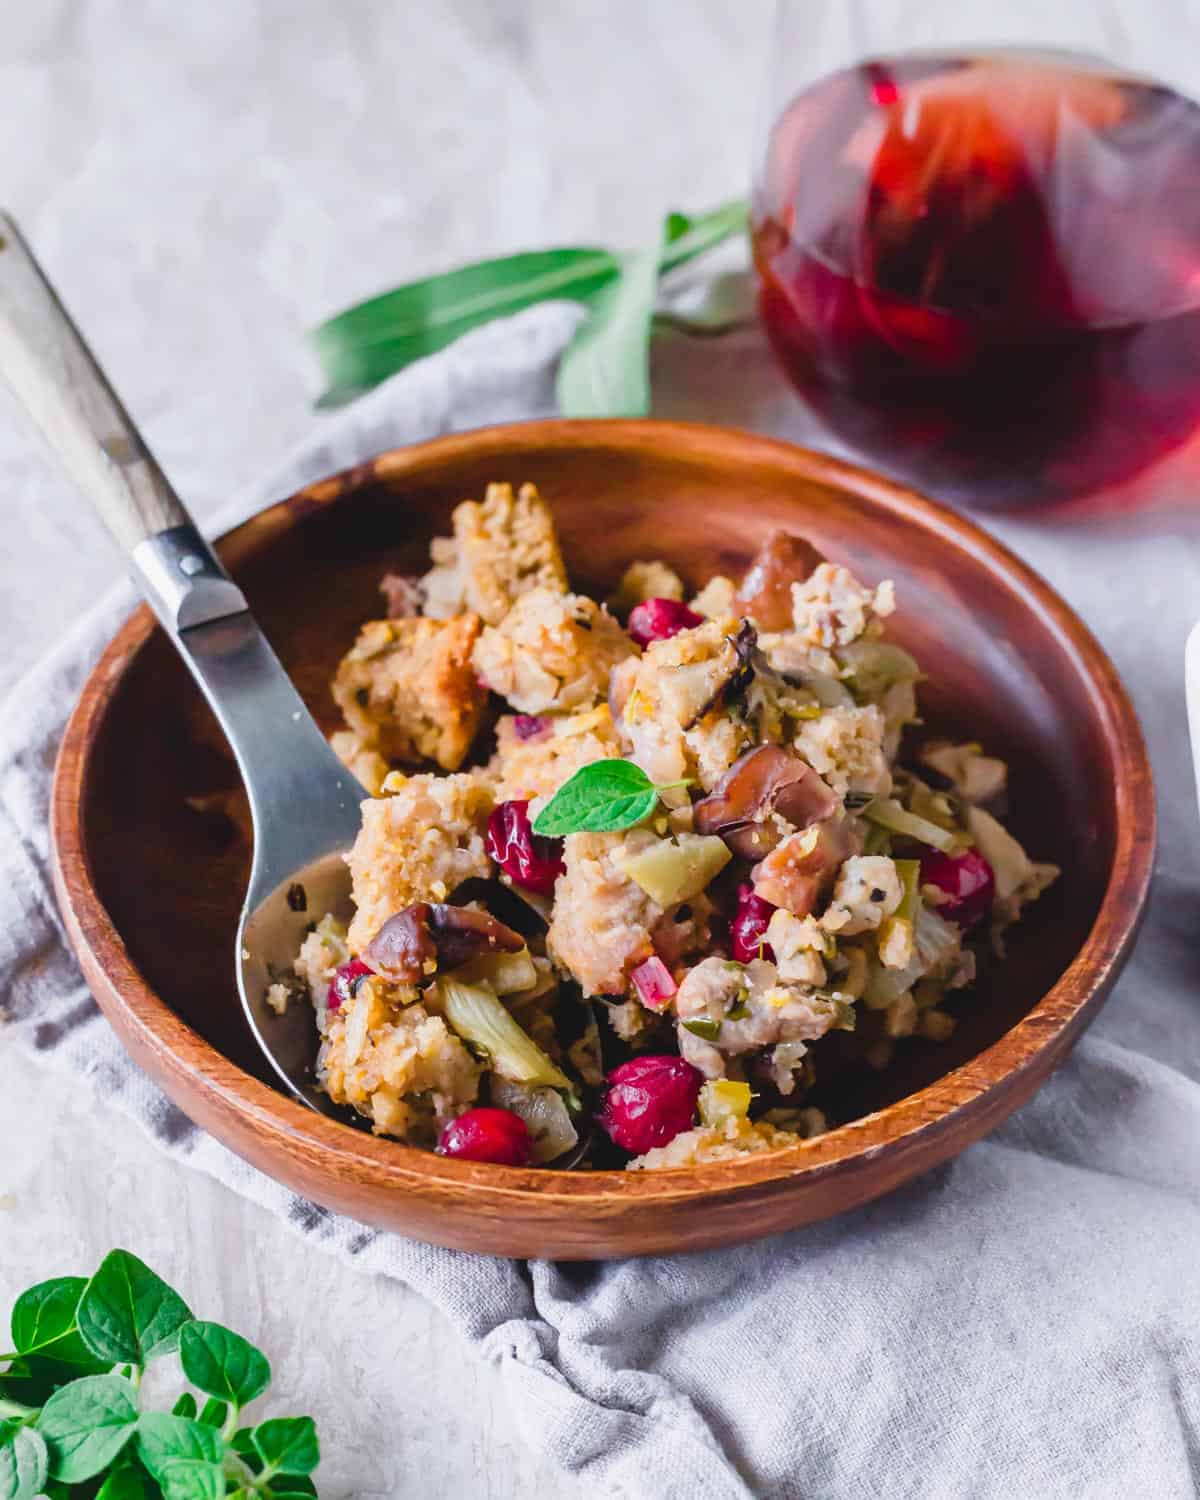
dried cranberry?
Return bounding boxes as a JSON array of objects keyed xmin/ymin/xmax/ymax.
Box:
[
  {"xmin": 627, "ymin": 597, "xmax": 704, "ymax": 647},
  {"xmin": 512, "ymin": 714, "xmax": 551, "ymax": 742},
  {"xmin": 919, "ymin": 847, "xmax": 996, "ymax": 931},
  {"xmin": 438, "ymin": 1107, "xmax": 532, "ymax": 1166},
  {"xmin": 486, "ymin": 800, "xmax": 565, "ymax": 894},
  {"xmin": 730, "ymin": 882, "xmax": 777, "ymax": 963},
  {"xmin": 327, "ymin": 958, "xmax": 373, "ymax": 1013},
  {"xmin": 598, "ymin": 1055, "xmax": 703, "ymax": 1155}
]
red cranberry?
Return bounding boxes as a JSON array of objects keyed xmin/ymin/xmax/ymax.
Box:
[
  {"xmin": 627, "ymin": 597, "xmax": 704, "ymax": 648},
  {"xmin": 327, "ymin": 958, "xmax": 373, "ymax": 1013},
  {"xmin": 919, "ymin": 847, "xmax": 996, "ymax": 931},
  {"xmin": 438, "ymin": 1107, "xmax": 532, "ymax": 1165},
  {"xmin": 599, "ymin": 1055, "xmax": 703, "ymax": 1155},
  {"xmin": 730, "ymin": 882, "xmax": 776, "ymax": 963},
  {"xmin": 486, "ymin": 800, "xmax": 565, "ymax": 894},
  {"xmin": 512, "ymin": 714, "xmax": 551, "ymax": 742}
]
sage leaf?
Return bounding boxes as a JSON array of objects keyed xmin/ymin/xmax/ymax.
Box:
[
  {"xmin": 180, "ymin": 1322, "xmax": 271, "ymax": 1410},
  {"xmin": 9, "ymin": 1280, "xmax": 99, "ymax": 1369},
  {"xmin": 157, "ymin": 1457, "xmax": 225, "ymax": 1500},
  {"xmin": 252, "ymin": 1417, "xmax": 320, "ymax": 1477},
  {"xmin": 555, "ymin": 236, "xmax": 662, "ymax": 418},
  {"xmin": 0, "ymin": 1425, "xmax": 48, "ymax": 1500},
  {"xmin": 532, "ymin": 759, "xmax": 685, "ymax": 836},
  {"xmin": 311, "ymin": 197, "xmax": 746, "ymax": 404},
  {"xmin": 37, "ymin": 1374, "xmax": 137, "ymax": 1483},
  {"xmin": 95, "ymin": 1467, "xmax": 149, "ymax": 1500},
  {"xmin": 314, "ymin": 247, "xmax": 621, "ymax": 399},
  {"xmin": 77, "ymin": 1251, "xmax": 192, "ymax": 1368},
  {"xmin": 135, "ymin": 1414, "xmax": 222, "ymax": 1481}
]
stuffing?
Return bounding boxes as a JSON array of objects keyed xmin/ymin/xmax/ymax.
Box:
[
  {"xmin": 332, "ymin": 614, "xmax": 486, "ymax": 772},
  {"xmin": 764, "ymin": 909, "xmax": 828, "ymax": 986},
  {"xmin": 609, "ymin": 559, "xmax": 685, "ymax": 611},
  {"xmin": 674, "ymin": 956, "xmax": 848, "ymax": 1078},
  {"xmin": 922, "ymin": 741, "xmax": 1008, "ymax": 803},
  {"xmin": 790, "ymin": 563, "xmax": 896, "ymax": 649},
  {"xmin": 546, "ymin": 827, "xmax": 663, "ymax": 996},
  {"xmin": 619, "ymin": 619, "xmax": 753, "ymax": 791},
  {"xmin": 345, "ymin": 772, "xmax": 494, "ymax": 952},
  {"xmin": 284, "ymin": 482, "xmax": 1058, "ymax": 1162},
  {"xmin": 689, "ymin": 574, "xmax": 737, "ymax": 620},
  {"xmin": 330, "ymin": 730, "xmax": 393, "ymax": 798},
  {"xmin": 628, "ymin": 1114, "xmax": 807, "ymax": 1170},
  {"xmin": 488, "ymin": 705, "xmax": 622, "ymax": 806},
  {"xmin": 420, "ymin": 481, "xmax": 568, "ymax": 625},
  {"xmin": 823, "ymin": 855, "xmax": 904, "ymax": 934},
  {"xmin": 317, "ymin": 979, "xmax": 481, "ymax": 1142},
  {"xmin": 473, "ymin": 588, "xmax": 636, "ymax": 715},
  {"xmin": 793, "ymin": 703, "xmax": 892, "ymax": 796}
]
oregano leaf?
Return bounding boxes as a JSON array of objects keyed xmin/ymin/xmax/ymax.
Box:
[
  {"xmin": 252, "ymin": 1417, "xmax": 319, "ymax": 1477},
  {"xmin": 77, "ymin": 1253, "xmax": 192, "ymax": 1368},
  {"xmin": 36, "ymin": 1374, "xmax": 137, "ymax": 1483},
  {"xmin": 532, "ymin": 760, "xmax": 684, "ymax": 836},
  {"xmin": 135, "ymin": 1414, "xmax": 221, "ymax": 1481},
  {"xmin": 95, "ymin": 1467, "xmax": 150, "ymax": 1500},
  {"xmin": 10, "ymin": 1281, "xmax": 99, "ymax": 1369},
  {"xmin": 0, "ymin": 1424, "xmax": 48, "ymax": 1500},
  {"xmin": 179, "ymin": 1323, "xmax": 270, "ymax": 1409},
  {"xmin": 157, "ymin": 1457, "xmax": 225, "ymax": 1500}
]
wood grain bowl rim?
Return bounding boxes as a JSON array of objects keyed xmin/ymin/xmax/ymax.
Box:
[{"xmin": 51, "ymin": 419, "xmax": 1156, "ymax": 1219}]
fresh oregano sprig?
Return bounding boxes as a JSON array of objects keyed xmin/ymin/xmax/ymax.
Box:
[
  {"xmin": 0, "ymin": 1250, "xmax": 320, "ymax": 1499},
  {"xmin": 531, "ymin": 759, "xmax": 689, "ymax": 837},
  {"xmin": 311, "ymin": 198, "xmax": 748, "ymax": 412}
]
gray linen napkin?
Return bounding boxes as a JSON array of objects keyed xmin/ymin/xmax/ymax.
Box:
[{"xmin": 3, "ymin": 300, "xmax": 1200, "ymax": 1500}]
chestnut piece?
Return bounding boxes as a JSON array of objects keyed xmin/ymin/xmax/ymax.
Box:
[
  {"xmin": 365, "ymin": 901, "xmax": 524, "ymax": 982},
  {"xmin": 734, "ymin": 530, "xmax": 825, "ymax": 631},
  {"xmin": 693, "ymin": 745, "xmax": 840, "ymax": 860}
]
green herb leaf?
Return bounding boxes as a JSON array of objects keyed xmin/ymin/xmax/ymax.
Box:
[
  {"xmin": 311, "ymin": 198, "xmax": 746, "ymax": 403},
  {"xmin": 313, "ymin": 247, "xmax": 620, "ymax": 400},
  {"xmin": 9, "ymin": 1280, "xmax": 99, "ymax": 1370},
  {"xmin": 179, "ymin": 1322, "xmax": 271, "ymax": 1410},
  {"xmin": 37, "ymin": 1374, "xmax": 137, "ymax": 1483},
  {"xmin": 266, "ymin": 1477, "xmax": 318, "ymax": 1497},
  {"xmin": 135, "ymin": 1414, "xmax": 222, "ymax": 1481},
  {"xmin": 0, "ymin": 1424, "xmax": 48, "ymax": 1500},
  {"xmin": 171, "ymin": 1394, "xmax": 197, "ymax": 1420},
  {"xmin": 96, "ymin": 1465, "xmax": 150, "ymax": 1500},
  {"xmin": 682, "ymin": 1018, "xmax": 722, "ymax": 1041},
  {"xmin": 252, "ymin": 1417, "xmax": 319, "ymax": 1477},
  {"xmin": 77, "ymin": 1252, "xmax": 193, "ymax": 1368},
  {"xmin": 532, "ymin": 760, "xmax": 685, "ymax": 836},
  {"xmin": 157, "ymin": 1457, "xmax": 225, "ymax": 1500},
  {"xmin": 555, "ymin": 234, "xmax": 662, "ymax": 417},
  {"xmin": 196, "ymin": 1398, "xmax": 227, "ymax": 1430}
]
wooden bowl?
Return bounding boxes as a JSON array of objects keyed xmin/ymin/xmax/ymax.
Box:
[{"xmin": 51, "ymin": 420, "xmax": 1154, "ymax": 1258}]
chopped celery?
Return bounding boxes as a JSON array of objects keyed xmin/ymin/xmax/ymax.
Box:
[
  {"xmin": 615, "ymin": 833, "xmax": 731, "ymax": 907},
  {"xmin": 450, "ymin": 948, "xmax": 538, "ymax": 995},
  {"xmin": 893, "ymin": 859, "xmax": 921, "ymax": 923},
  {"xmin": 863, "ymin": 797, "xmax": 958, "ymax": 853},
  {"xmin": 437, "ymin": 978, "xmax": 572, "ymax": 1092},
  {"xmin": 490, "ymin": 1077, "xmax": 578, "ymax": 1164},
  {"xmin": 862, "ymin": 905, "xmax": 960, "ymax": 1009},
  {"xmin": 862, "ymin": 823, "xmax": 893, "ymax": 857},
  {"xmin": 699, "ymin": 1079, "xmax": 752, "ymax": 1126},
  {"xmin": 682, "ymin": 1017, "xmax": 722, "ymax": 1041},
  {"xmin": 837, "ymin": 640, "xmax": 921, "ymax": 702}
]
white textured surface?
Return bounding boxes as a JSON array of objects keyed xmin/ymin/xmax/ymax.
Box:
[{"xmin": 0, "ymin": 4, "xmax": 761, "ymax": 1496}]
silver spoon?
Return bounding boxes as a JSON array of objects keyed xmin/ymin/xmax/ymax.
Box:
[{"xmin": 0, "ymin": 213, "xmax": 361, "ymax": 1118}]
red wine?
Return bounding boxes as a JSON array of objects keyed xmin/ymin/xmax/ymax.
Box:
[{"xmin": 752, "ymin": 55, "xmax": 1200, "ymax": 508}]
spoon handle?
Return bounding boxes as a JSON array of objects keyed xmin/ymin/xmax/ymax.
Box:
[{"xmin": 0, "ymin": 212, "xmax": 245, "ymax": 630}]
